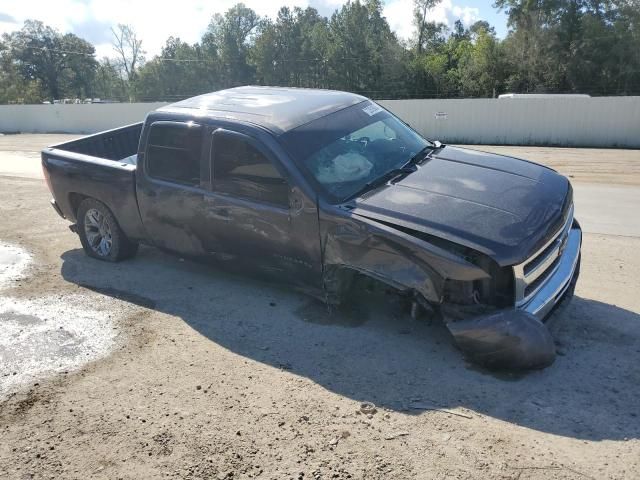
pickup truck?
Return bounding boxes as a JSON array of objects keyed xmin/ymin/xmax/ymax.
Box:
[{"xmin": 42, "ymin": 86, "xmax": 582, "ymax": 369}]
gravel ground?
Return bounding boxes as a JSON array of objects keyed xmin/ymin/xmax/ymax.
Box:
[{"xmin": 0, "ymin": 136, "xmax": 639, "ymax": 479}]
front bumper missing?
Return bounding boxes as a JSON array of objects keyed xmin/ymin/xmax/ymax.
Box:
[{"xmin": 447, "ymin": 225, "xmax": 582, "ymax": 370}]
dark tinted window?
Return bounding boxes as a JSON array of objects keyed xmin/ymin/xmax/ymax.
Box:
[
  {"xmin": 212, "ymin": 131, "xmax": 288, "ymax": 206},
  {"xmin": 147, "ymin": 123, "xmax": 202, "ymax": 186}
]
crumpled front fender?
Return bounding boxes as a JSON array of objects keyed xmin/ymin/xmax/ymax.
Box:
[
  {"xmin": 446, "ymin": 309, "xmax": 556, "ymax": 370},
  {"xmin": 322, "ymin": 213, "xmax": 490, "ymax": 303}
]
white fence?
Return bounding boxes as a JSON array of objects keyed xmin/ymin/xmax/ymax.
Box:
[
  {"xmin": 0, "ymin": 102, "xmax": 167, "ymax": 135},
  {"xmin": 379, "ymin": 97, "xmax": 640, "ymax": 148},
  {"xmin": 1, "ymin": 97, "xmax": 639, "ymax": 147}
]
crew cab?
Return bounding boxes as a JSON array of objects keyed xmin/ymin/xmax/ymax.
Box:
[{"xmin": 42, "ymin": 86, "xmax": 582, "ymax": 369}]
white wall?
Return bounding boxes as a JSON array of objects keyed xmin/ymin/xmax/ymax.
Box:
[
  {"xmin": 1, "ymin": 97, "xmax": 639, "ymax": 147},
  {"xmin": 379, "ymin": 97, "xmax": 640, "ymax": 148},
  {"xmin": 0, "ymin": 103, "xmax": 168, "ymax": 134}
]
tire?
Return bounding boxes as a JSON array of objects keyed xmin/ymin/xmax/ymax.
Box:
[{"xmin": 77, "ymin": 198, "xmax": 138, "ymax": 262}]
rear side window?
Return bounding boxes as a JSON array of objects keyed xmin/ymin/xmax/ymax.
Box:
[
  {"xmin": 212, "ymin": 131, "xmax": 289, "ymax": 206},
  {"xmin": 147, "ymin": 123, "xmax": 202, "ymax": 186}
]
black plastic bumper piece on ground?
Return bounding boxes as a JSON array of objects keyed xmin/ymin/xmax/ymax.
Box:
[{"xmin": 447, "ymin": 309, "xmax": 556, "ymax": 370}]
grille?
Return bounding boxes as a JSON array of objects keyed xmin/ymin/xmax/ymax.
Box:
[
  {"xmin": 524, "ymin": 255, "xmax": 561, "ymax": 298},
  {"xmin": 523, "ymin": 235, "xmax": 559, "ymax": 277},
  {"xmin": 513, "ymin": 204, "xmax": 574, "ymax": 306}
]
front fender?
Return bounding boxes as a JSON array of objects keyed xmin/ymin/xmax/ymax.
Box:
[{"xmin": 322, "ymin": 214, "xmax": 489, "ymax": 303}]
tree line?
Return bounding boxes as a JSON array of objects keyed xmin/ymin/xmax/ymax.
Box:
[{"xmin": 1, "ymin": 0, "xmax": 638, "ymax": 104}]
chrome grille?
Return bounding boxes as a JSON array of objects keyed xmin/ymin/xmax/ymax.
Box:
[{"xmin": 513, "ymin": 204, "xmax": 574, "ymax": 306}]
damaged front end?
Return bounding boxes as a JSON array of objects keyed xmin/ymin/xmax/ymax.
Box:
[
  {"xmin": 446, "ymin": 310, "xmax": 556, "ymax": 369},
  {"xmin": 323, "ymin": 209, "xmax": 582, "ymax": 370},
  {"xmin": 432, "ymin": 218, "xmax": 581, "ymax": 370},
  {"xmin": 434, "ymin": 243, "xmax": 559, "ymax": 370}
]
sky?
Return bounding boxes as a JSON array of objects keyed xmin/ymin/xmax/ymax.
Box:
[{"xmin": 0, "ymin": 0, "xmax": 509, "ymax": 59}]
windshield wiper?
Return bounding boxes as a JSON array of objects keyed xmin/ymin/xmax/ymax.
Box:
[
  {"xmin": 403, "ymin": 143, "xmax": 440, "ymax": 169},
  {"xmin": 344, "ymin": 165, "xmax": 416, "ymax": 202},
  {"xmin": 344, "ymin": 142, "xmax": 444, "ymax": 202}
]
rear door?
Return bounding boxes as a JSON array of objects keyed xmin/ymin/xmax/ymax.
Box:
[
  {"xmin": 136, "ymin": 121, "xmax": 209, "ymax": 255},
  {"xmin": 200, "ymin": 127, "xmax": 322, "ymax": 288}
]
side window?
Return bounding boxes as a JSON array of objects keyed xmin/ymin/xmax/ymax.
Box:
[
  {"xmin": 146, "ymin": 123, "xmax": 202, "ymax": 187},
  {"xmin": 212, "ymin": 131, "xmax": 289, "ymax": 206}
]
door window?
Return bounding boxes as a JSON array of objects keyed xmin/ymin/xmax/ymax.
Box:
[
  {"xmin": 212, "ymin": 131, "xmax": 289, "ymax": 206},
  {"xmin": 147, "ymin": 123, "xmax": 202, "ymax": 187}
]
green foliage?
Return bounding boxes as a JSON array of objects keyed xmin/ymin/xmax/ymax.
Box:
[
  {"xmin": 495, "ymin": 0, "xmax": 640, "ymax": 95},
  {"xmin": 414, "ymin": 0, "xmax": 442, "ymax": 53},
  {"xmin": 326, "ymin": 0, "xmax": 406, "ymax": 95},
  {"xmin": 251, "ymin": 7, "xmax": 329, "ymax": 87},
  {"xmin": 457, "ymin": 25, "xmax": 505, "ymax": 97},
  {"xmin": 203, "ymin": 3, "xmax": 260, "ymax": 87},
  {"xmin": 0, "ymin": 0, "xmax": 638, "ymax": 104},
  {"xmin": 93, "ymin": 58, "xmax": 128, "ymax": 101},
  {"xmin": 136, "ymin": 38, "xmax": 215, "ymax": 101},
  {"xmin": 3, "ymin": 20, "xmax": 96, "ymax": 101}
]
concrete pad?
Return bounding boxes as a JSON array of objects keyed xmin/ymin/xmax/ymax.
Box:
[
  {"xmin": 0, "ymin": 134, "xmax": 80, "ymax": 151},
  {"xmin": 0, "ymin": 243, "xmax": 122, "ymax": 400},
  {"xmin": 0, "ymin": 151, "xmax": 43, "ymax": 179},
  {"xmin": 573, "ymin": 183, "xmax": 640, "ymax": 238},
  {"xmin": 0, "ymin": 242, "xmax": 31, "ymax": 288},
  {"xmin": 0, "ymin": 295, "xmax": 119, "ymax": 400}
]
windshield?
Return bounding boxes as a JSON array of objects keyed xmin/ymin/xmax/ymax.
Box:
[{"xmin": 280, "ymin": 101, "xmax": 431, "ymax": 203}]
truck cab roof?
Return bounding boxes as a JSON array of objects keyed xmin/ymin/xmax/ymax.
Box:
[{"xmin": 157, "ymin": 86, "xmax": 367, "ymax": 135}]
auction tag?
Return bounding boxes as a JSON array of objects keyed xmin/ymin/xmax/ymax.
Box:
[{"xmin": 362, "ymin": 103, "xmax": 383, "ymax": 116}]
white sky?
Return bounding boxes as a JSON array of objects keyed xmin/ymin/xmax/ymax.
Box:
[{"xmin": 0, "ymin": 0, "xmax": 502, "ymax": 59}]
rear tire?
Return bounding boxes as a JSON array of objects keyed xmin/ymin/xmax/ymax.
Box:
[{"xmin": 77, "ymin": 198, "xmax": 138, "ymax": 262}]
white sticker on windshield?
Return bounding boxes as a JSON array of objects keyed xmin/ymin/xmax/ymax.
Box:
[{"xmin": 362, "ymin": 103, "xmax": 383, "ymax": 116}]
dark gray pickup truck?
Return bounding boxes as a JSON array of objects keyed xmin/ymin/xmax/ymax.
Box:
[{"xmin": 42, "ymin": 86, "xmax": 581, "ymax": 369}]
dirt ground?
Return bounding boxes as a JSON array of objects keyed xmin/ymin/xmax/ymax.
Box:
[
  {"xmin": 0, "ymin": 135, "xmax": 639, "ymax": 479},
  {"xmin": 458, "ymin": 145, "xmax": 640, "ymax": 187}
]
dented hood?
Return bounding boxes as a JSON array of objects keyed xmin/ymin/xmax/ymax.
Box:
[{"xmin": 351, "ymin": 146, "xmax": 571, "ymax": 266}]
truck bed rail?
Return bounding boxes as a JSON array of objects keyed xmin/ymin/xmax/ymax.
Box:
[{"xmin": 51, "ymin": 122, "xmax": 143, "ymax": 161}]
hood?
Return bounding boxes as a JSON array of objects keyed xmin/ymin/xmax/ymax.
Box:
[{"xmin": 351, "ymin": 146, "xmax": 571, "ymax": 266}]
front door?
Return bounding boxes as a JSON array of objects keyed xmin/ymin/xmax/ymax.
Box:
[{"xmin": 201, "ymin": 128, "xmax": 322, "ymax": 289}]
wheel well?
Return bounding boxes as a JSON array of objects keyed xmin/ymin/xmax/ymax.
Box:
[
  {"xmin": 70, "ymin": 195, "xmax": 131, "ymax": 242},
  {"xmin": 68, "ymin": 193, "xmax": 89, "ymax": 221},
  {"xmin": 323, "ymin": 265, "xmax": 411, "ymax": 305},
  {"xmin": 323, "ymin": 265, "xmax": 438, "ymax": 320},
  {"xmin": 322, "ymin": 265, "xmax": 357, "ymax": 304}
]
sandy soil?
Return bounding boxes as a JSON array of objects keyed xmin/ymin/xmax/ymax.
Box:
[
  {"xmin": 0, "ymin": 137, "xmax": 639, "ymax": 479},
  {"xmin": 0, "ymin": 134, "xmax": 82, "ymax": 150},
  {"xmin": 458, "ymin": 145, "xmax": 640, "ymax": 186}
]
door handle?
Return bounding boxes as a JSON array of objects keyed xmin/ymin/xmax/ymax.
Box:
[
  {"xmin": 290, "ymin": 194, "xmax": 304, "ymax": 215},
  {"xmin": 216, "ymin": 208, "xmax": 229, "ymax": 217}
]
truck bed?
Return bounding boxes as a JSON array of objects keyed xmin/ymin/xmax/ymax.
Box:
[
  {"xmin": 53, "ymin": 123, "xmax": 142, "ymax": 162},
  {"xmin": 41, "ymin": 122, "xmax": 147, "ymax": 241}
]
